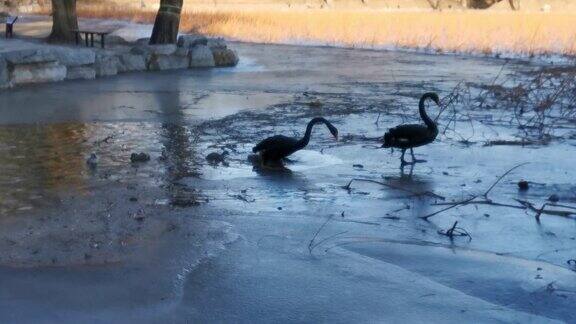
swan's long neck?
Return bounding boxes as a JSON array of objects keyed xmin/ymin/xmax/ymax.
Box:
[
  {"xmin": 296, "ymin": 119, "xmax": 319, "ymax": 150},
  {"xmin": 419, "ymin": 95, "xmax": 437, "ymax": 130}
]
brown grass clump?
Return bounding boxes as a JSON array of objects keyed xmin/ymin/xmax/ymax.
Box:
[{"xmin": 36, "ymin": 4, "xmax": 576, "ymax": 57}]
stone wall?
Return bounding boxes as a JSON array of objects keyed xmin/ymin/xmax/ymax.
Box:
[{"xmin": 0, "ymin": 35, "xmax": 239, "ymax": 89}]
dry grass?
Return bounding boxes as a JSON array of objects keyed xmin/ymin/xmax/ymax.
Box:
[{"xmin": 40, "ymin": 4, "xmax": 576, "ymax": 57}]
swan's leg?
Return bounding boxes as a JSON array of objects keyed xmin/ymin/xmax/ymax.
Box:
[
  {"xmin": 410, "ymin": 148, "xmax": 427, "ymax": 163},
  {"xmin": 400, "ymin": 149, "xmax": 409, "ymax": 166}
]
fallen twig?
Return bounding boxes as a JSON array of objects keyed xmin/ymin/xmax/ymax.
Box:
[
  {"xmin": 343, "ymin": 178, "xmax": 445, "ymax": 200},
  {"xmin": 420, "ymin": 196, "xmax": 477, "ymax": 220},
  {"xmin": 309, "ymin": 230, "xmax": 349, "ymax": 253},
  {"xmin": 431, "ymin": 200, "xmax": 525, "ymax": 209},
  {"xmin": 420, "ymin": 163, "xmax": 528, "ymax": 220},
  {"xmin": 308, "ymin": 214, "xmax": 335, "ymax": 254},
  {"xmin": 514, "ymin": 199, "xmax": 575, "ymax": 221},
  {"xmin": 483, "ymin": 162, "xmax": 529, "ymax": 198},
  {"xmin": 437, "ymin": 221, "xmax": 472, "ymax": 242},
  {"xmin": 483, "ymin": 139, "xmax": 547, "ymax": 147}
]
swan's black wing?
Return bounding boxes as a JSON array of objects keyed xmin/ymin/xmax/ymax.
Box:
[
  {"xmin": 384, "ymin": 124, "xmax": 435, "ymax": 148},
  {"xmin": 253, "ymin": 135, "xmax": 298, "ymax": 153}
]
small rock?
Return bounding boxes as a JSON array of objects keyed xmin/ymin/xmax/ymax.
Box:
[
  {"xmin": 212, "ymin": 48, "xmax": 239, "ymax": 67},
  {"xmin": 483, "ymin": 213, "xmax": 490, "ymax": 217},
  {"xmin": 308, "ymin": 100, "xmax": 322, "ymax": 108},
  {"xmin": 548, "ymin": 194, "xmax": 560, "ymax": 202},
  {"xmin": 171, "ymin": 199, "xmax": 200, "ymax": 207},
  {"xmin": 86, "ymin": 153, "xmax": 98, "ymax": 168},
  {"xmin": 206, "ymin": 151, "xmax": 229, "ymax": 166},
  {"xmin": 353, "ymin": 164, "xmax": 364, "ymax": 168},
  {"xmin": 443, "ymin": 171, "xmax": 449, "ymax": 176},
  {"xmin": 134, "ymin": 216, "xmax": 145, "ymax": 222},
  {"xmin": 129, "ymin": 197, "xmax": 138, "ymax": 202},
  {"xmin": 518, "ymin": 180, "xmax": 529, "ymax": 191},
  {"xmin": 277, "ymin": 207, "xmax": 282, "ymax": 210},
  {"xmin": 131, "ymin": 152, "xmax": 150, "ymax": 163}
]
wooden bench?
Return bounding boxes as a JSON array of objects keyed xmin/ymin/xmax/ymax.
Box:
[
  {"xmin": 72, "ymin": 29, "xmax": 111, "ymax": 49},
  {"xmin": 4, "ymin": 16, "xmax": 18, "ymax": 38}
]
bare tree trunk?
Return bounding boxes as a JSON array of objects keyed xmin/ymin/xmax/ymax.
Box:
[
  {"xmin": 149, "ymin": 0, "xmax": 183, "ymax": 45},
  {"xmin": 48, "ymin": 0, "xmax": 78, "ymax": 43}
]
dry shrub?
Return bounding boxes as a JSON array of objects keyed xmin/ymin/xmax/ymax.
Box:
[
  {"xmin": 31, "ymin": 3, "xmax": 576, "ymax": 58},
  {"xmin": 440, "ymin": 67, "xmax": 576, "ymax": 140}
]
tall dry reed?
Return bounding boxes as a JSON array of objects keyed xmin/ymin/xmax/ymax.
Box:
[{"xmin": 48, "ymin": 4, "xmax": 576, "ymax": 57}]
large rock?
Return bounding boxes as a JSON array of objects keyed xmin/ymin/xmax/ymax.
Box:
[
  {"xmin": 190, "ymin": 45, "xmax": 215, "ymax": 68},
  {"xmin": 94, "ymin": 53, "xmax": 119, "ymax": 77},
  {"xmin": 135, "ymin": 38, "xmax": 150, "ymax": 46},
  {"xmin": 10, "ymin": 62, "xmax": 67, "ymax": 85},
  {"xmin": 1, "ymin": 48, "xmax": 57, "ymax": 65},
  {"xmin": 105, "ymin": 35, "xmax": 132, "ymax": 46},
  {"xmin": 148, "ymin": 54, "xmax": 188, "ymax": 71},
  {"xmin": 51, "ymin": 47, "xmax": 96, "ymax": 67},
  {"xmin": 212, "ymin": 48, "xmax": 239, "ymax": 67},
  {"xmin": 207, "ymin": 38, "xmax": 227, "ymax": 50},
  {"xmin": 130, "ymin": 44, "xmax": 177, "ymax": 56},
  {"xmin": 0, "ymin": 58, "xmax": 9, "ymax": 89},
  {"xmin": 174, "ymin": 47, "xmax": 189, "ymax": 57},
  {"xmin": 117, "ymin": 53, "xmax": 147, "ymax": 73},
  {"xmin": 66, "ymin": 66, "xmax": 96, "ymax": 80},
  {"xmin": 177, "ymin": 35, "xmax": 208, "ymax": 49}
]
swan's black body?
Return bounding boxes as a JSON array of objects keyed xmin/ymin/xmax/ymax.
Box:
[
  {"xmin": 253, "ymin": 117, "xmax": 338, "ymax": 165},
  {"xmin": 383, "ymin": 93, "xmax": 440, "ymax": 165}
]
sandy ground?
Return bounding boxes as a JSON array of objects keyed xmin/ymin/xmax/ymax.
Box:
[{"xmin": 0, "ymin": 38, "xmax": 575, "ymax": 322}]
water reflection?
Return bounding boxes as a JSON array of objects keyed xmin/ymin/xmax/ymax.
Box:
[
  {"xmin": 155, "ymin": 75, "xmax": 203, "ymax": 207},
  {"xmin": 0, "ymin": 123, "xmax": 90, "ymax": 214}
]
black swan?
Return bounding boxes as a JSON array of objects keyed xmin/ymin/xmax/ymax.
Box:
[
  {"xmin": 252, "ymin": 117, "xmax": 338, "ymax": 166},
  {"xmin": 382, "ymin": 92, "xmax": 440, "ymax": 166}
]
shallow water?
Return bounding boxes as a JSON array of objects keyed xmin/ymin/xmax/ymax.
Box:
[{"xmin": 0, "ymin": 43, "xmax": 574, "ymax": 323}]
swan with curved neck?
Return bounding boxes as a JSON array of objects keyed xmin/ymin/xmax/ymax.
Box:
[
  {"xmin": 252, "ymin": 117, "xmax": 339, "ymax": 166},
  {"xmin": 382, "ymin": 92, "xmax": 440, "ymax": 166}
]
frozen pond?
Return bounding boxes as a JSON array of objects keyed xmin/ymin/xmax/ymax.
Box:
[{"xmin": 0, "ymin": 43, "xmax": 575, "ymax": 323}]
